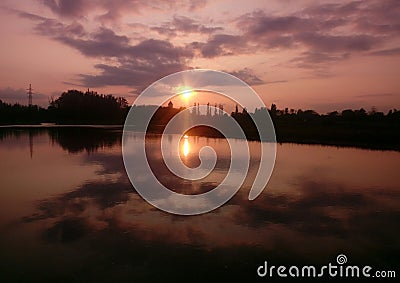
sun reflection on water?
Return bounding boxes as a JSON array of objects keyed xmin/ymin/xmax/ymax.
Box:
[{"xmin": 182, "ymin": 135, "xmax": 189, "ymax": 157}]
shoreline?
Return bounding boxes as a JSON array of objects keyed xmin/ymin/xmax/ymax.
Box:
[
  {"xmin": 0, "ymin": 124, "xmax": 123, "ymax": 129},
  {"xmin": 0, "ymin": 124, "xmax": 398, "ymax": 152}
]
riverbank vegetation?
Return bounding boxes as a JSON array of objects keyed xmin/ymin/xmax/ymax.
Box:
[{"xmin": 1, "ymin": 90, "xmax": 399, "ymax": 150}]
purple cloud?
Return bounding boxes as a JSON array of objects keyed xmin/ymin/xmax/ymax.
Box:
[
  {"xmin": 14, "ymin": 0, "xmax": 400, "ymax": 90},
  {"xmin": 368, "ymin": 47, "xmax": 400, "ymax": 56},
  {"xmin": 228, "ymin": 68, "xmax": 265, "ymax": 85},
  {"xmin": 41, "ymin": 0, "xmax": 90, "ymax": 18},
  {"xmin": 152, "ymin": 15, "xmax": 223, "ymax": 38},
  {"xmin": 39, "ymin": 0, "xmax": 209, "ymax": 21}
]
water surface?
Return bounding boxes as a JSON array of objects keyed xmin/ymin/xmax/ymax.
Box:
[{"xmin": 0, "ymin": 128, "xmax": 399, "ymax": 282}]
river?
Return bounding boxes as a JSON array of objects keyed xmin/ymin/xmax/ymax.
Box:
[{"xmin": 0, "ymin": 127, "xmax": 398, "ymax": 282}]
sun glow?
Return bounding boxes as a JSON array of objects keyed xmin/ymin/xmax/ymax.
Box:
[
  {"xmin": 176, "ymin": 86, "xmax": 194, "ymax": 101},
  {"xmin": 182, "ymin": 135, "xmax": 189, "ymax": 157}
]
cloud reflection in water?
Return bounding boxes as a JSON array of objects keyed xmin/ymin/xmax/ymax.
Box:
[{"xmin": 0, "ymin": 128, "xmax": 399, "ymax": 282}]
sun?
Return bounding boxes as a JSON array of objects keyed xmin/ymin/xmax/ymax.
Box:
[
  {"xmin": 176, "ymin": 85, "xmax": 194, "ymax": 101},
  {"xmin": 182, "ymin": 89, "xmax": 193, "ymax": 100}
]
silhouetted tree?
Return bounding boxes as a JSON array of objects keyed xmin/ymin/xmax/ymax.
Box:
[
  {"xmin": 49, "ymin": 90, "xmax": 128, "ymax": 124},
  {"xmin": 270, "ymin": 103, "xmax": 277, "ymax": 117}
]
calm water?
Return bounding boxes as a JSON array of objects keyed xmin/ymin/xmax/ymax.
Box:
[{"xmin": 0, "ymin": 128, "xmax": 399, "ymax": 282}]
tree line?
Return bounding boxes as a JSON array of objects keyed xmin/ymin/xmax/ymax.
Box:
[
  {"xmin": 231, "ymin": 103, "xmax": 399, "ymax": 149},
  {"xmin": 0, "ymin": 90, "xmax": 129, "ymax": 124},
  {"xmin": 1, "ymin": 90, "xmax": 398, "ymax": 125},
  {"xmin": 0, "ymin": 89, "xmax": 399, "ymax": 150}
]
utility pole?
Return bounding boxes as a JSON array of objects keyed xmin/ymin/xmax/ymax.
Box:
[{"xmin": 27, "ymin": 84, "xmax": 33, "ymax": 106}]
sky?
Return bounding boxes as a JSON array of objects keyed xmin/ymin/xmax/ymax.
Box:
[{"xmin": 0, "ymin": 0, "xmax": 399, "ymax": 113}]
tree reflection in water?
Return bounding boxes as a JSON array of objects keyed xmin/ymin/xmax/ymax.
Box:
[{"xmin": 0, "ymin": 127, "xmax": 399, "ymax": 282}]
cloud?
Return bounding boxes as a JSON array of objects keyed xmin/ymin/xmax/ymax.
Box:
[
  {"xmin": 59, "ymin": 29, "xmax": 128, "ymax": 58},
  {"xmin": 228, "ymin": 68, "xmax": 265, "ymax": 85},
  {"xmin": 34, "ymin": 22, "xmax": 130, "ymax": 58},
  {"xmin": 301, "ymin": 1, "xmax": 363, "ymax": 18},
  {"xmin": 368, "ymin": 47, "xmax": 400, "ymax": 56},
  {"xmin": 39, "ymin": 0, "xmax": 150, "ymax": 20},
  {"xmin": 38, "ymin": 22, "xmax": 191, "ymax": 61},
  {"xmin": 226, "ymin": 1, "xmax": 399, "ymax": 75},
  {"xmin": 0, "ymin": 87, "xmax": 28, "ymax": 103},
  {"xmin": 264, "ymin": 80, "xmax": 288, "ymax": 84},
  {"xmin": 73, "ymin": 37, "xmax": 192, "ymax": 89},
  {"xmin": 36, "ymin": 19, "xmax": 85, "ymax": 38},
  {"xmin": 14, "ymin": 10, "xmax": 48, "ymax": 21},
  {"xmin": 354, "ymin": 93, "xmax": 399, "ymax": 98},
  {"xmin": 191, "ymin": 34, "xmax": 247, "ymax": 58},
  {"xmin": 287, "ymin": 51, "xmax": 349, "ymax": 78},
  {"xmin": 236, "ymin": 9, "xmax": 380, "ymax": 52},
  {"xmin": 187, "ymin": 0, "xmax": 207, "ymax": 11},
  {"xmin": 237, "ymin": 11, "xmax": 315, "ymax": 38},
  {"xmin": 171, "ymin": 15, "xmax": 221, "ymax": 34},
  {"xmin": 39, "ymin": 0, "xmax": 209, "ymax": 22},
  {"xmin": 354, "ymin": 1, "xmax": 400, "ymax": 34},
  {"xmin": 291, "ymin": 51, "xmax": 350, "ymax": 68},
  {"xmin": 237, "ymin": 180, "xmax": 400, "ymax": 244},
  {"xmin": 40, "ymin": 0, "xmax": 89, "ymax": 18},
  {"xmin": 151, "ymin": 15, "xmax": 223, "ymax": 38},
  {"xmin": 18, "ymin": 15, "xmax": 192, "ymax": 89},
  {"xmin": 302, "ymin": 0, "xmax": 400, "ymax": 35},
  {"xmin": 298, "ymin": 33, "xmax": 377, "ymax": 52},
  {"xmin": 0, "ymin": 87, "xmax": 49, "ymax": 106},
  {"xmin": 14, "ymin": 0, "xmax": 400, "ymax": 89},
  {"xmin": 19, "ymin": 137, "xmax": 399, "ymax": 268},
  {"xmin": 79, "ymin": 58, "xmax": 187, "ymax": 90},
  {"xmin": 236, "ymin": 11, "xmax": 314, "ymax": 50}
]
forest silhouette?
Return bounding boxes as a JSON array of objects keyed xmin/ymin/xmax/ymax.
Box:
[{"xmin": 0, "ymin": 89, "xmax": 399, "ymax": 150}]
